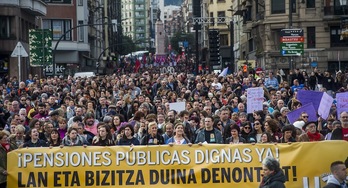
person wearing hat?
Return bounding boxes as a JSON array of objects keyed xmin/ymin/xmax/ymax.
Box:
[
  {"xmin": 49, "ymin": 110, "xmax": 60, "ymax": 128},
  {"xmin": 298, "ymin": 121, "xmax": 324, "ymax": 142}
]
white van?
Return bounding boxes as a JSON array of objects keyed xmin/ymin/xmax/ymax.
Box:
[{"xmin": 73, "ymin": 72, "xmax": 96, "ymax": 79}]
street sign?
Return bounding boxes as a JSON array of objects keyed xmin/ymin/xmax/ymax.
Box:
[
  {"xmin": 280, "ymin": 28, "xmax": 304, "ymax": 56},
  {"xmin": 45, "ymin": 64, "xmax": 66, "ymax": 76},
  {"xmin": 29, "ymin": 29, "xmax": 53, "ymax": 67},
  {"xmin": 11, "ymin": 42, "xmax": 28, "ymax": 57}
]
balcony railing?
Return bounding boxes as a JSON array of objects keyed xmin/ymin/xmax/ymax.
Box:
[
  {"xmin": 324, "ymin": 6, "xmax": 346, "ymax": 16},
  {"xmin": 135, "ymin": 0, "xmax": 144, "ymax": 3},
  {"xmin": 135, "ymin": 14, "xmax": 145, "ymax": 18}
]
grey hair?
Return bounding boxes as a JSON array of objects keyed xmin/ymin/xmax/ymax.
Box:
[
  {"xmin": 262, "ymin": 157, "xmax": 280, "ymax": 172},
  {"xmin": 103, "ymin": 116, "xmax": 113, "ymax": 123}
]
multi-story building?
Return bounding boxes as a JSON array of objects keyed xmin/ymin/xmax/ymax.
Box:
[
  {"xmin": 0, "ymin": 0, "xmax": 47, "ymax": 80},
  {"xmin": 240, "ymin": 0, "xmax": 348, "ymax": 73},
  {"xmin": 42, "ymin": 0, "xmax": 90, "ymax": 76},
  {"xmin": 88, "ymin": 0, "xmax": 121, "ymax": 74},
  {"xmin": 122, "ymin": 0, "xmax": 149, "ymax": 49}
]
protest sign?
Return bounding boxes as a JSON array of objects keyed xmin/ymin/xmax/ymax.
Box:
[
  {"xmin": 247, "ymin": 87, "xmax": 264, "ymax": 113},
  {"xmin": 297, "ymin": 90, "xmax": 333, "ymax": 119},
  {"xmin": 8, "ymin": 141, "xmax": 348, "ymax": 188},
  {"xmin": 318, "ymin": 92, "xmax": 334, "ymax": 119},
  {"xmin": 297, "ymin": 90, "xmax": 322, "ymax": 110},
  {"xmin": 286, "ymin": 103, "xmax": 317, "ymax": 124},
  {"xmin": 336, "ymin": 92, "xmax": 348, "ymax": 117},
  {"xmin": 169, "ymin": 102, "xmax": 186, "ymax": 113}
]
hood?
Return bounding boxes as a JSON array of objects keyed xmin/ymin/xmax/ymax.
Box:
[{"xmin": 326, "ymin": 175, "xmax": 341, "ymax": 185}]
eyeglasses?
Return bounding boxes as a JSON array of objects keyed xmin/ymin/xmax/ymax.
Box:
[
  {"xmin": 302, "ymin": 116, "xmax": 309, "ymax": 118},
  {"xmin": 217, "ymin": 123, "xmax": 222, "ymax": 126},
  {"xmin": 244, "ymin": 127, "xmax": 251, "ymax": 129},
  {"xmin": 254, "ymin": 123, "xmax": 260, "ymax": 125},
  {"xmin": 341, "ymin": 116, "xmax": 348, "ymax": 119}
]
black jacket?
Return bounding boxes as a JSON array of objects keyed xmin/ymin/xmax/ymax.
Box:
[
  {"xmin": 259, "ymin": 170, "xmax": 286, "ymax": 188},
  {"xmin": 331, "ymin": 128, "xmax": 343, "ymax": 140}
]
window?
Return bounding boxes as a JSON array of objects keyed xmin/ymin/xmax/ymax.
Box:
[
  {"xmin": 271, "ymin": 29, "xmax": 281, "ymax": 50},
  {"xmin": 220, "ymin": 34, "xmax": 228, "ymax": 46},
  {"xmin": 217, "ymin": 11, "xmax": 226, "ymax": 25},
  {"xmin": 307, "ymin": 0, "xmax": 315, "ymax": 8},
  {"xmin": 271, "ymin": 0, "xmax": 285, "ymax": 14},
  {"xmin": 0, "ymin": 16, "xmax": 10, "ymax": 38},
  {"xmin": 307, "ymin": 27, "xmax": 316, "ymax": 48},
  {"xmin": 43, "ymin": 19, "xmax": 72, "ymax": 41},
  {"xmin": 78, "ymin": 0, "xmax": 83, "ymax": 6},
  {"xmin": 330, "ymin": 26, "xmax": 348, "ymax": 47},
  {"xmin": 78, "ymin": 20, "xmax": 84, "ymax": 42}
]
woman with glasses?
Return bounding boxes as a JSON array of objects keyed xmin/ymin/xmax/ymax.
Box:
[
  {"xmin": 248, "ymin": 120, "xmax": 264, "ymax": 143},
  {"xmin": 240, "ymin": 121, "xmax": 252, "ymax": 141},
  {"xmin": 0, "ymin": 131, "xmax": 17, "ymax": 188}
]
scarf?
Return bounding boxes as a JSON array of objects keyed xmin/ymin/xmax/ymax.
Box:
[
  {"xmin": 1, "ymin": 143, "xmax": 10, "ymax": 152},
  {"xmin": 307, "ymin": 132, "xmax": 321, "ymax": 141}
]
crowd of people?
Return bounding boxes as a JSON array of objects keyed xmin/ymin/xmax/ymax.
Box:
[{"xmin": 0, "ymin": 66, "xmax": 347, "ymax": 187}]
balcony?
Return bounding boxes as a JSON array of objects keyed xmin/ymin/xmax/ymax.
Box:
[
  {"xmin": 20, "ymin": 0, "xmax": 47, "ymax": 16},
  {"xmin": 135, "ymin": 21, "xmax": 145, "ymax": 25},
  {"xmin": 135, "ymin": 6, "xmax": 144, "ymax": 10},
  {"xmin": 135, "ymin": 0, "xmax": 144, "ymax": 3},
  {"xmin": 135, "ymin": 14, "xmax": 145, "ymax": 18},
  {"xmin": 324, "ymin": 6, "xmax": 346, "ymax": 16},
  {"xmin": 0, "ymin": 0, "xmax": 47, "ymax": 16}
]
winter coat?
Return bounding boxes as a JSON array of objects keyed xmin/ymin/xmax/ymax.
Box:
[
  {"xmin": 194, "ymin": 128, "xmax": 223, "ymax": 144},
  {"xmin": 259, "ymin": 170, "xmax": 286, "ymax": 188},
  {"xmin": 0, "ymin": 142, "xmax": 17, "ymax": 184},
  {"xmin": 323, "ymin": 175, "xmax": 347, "ymax": 188}
]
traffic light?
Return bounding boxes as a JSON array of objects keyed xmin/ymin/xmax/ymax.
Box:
[
  {"xmin": 209, "ymin": 30, "xmax": 220, "ymax": 66},
  {"xmin": 243, "ymin": 65, "xmax": 248, "ymax": 73}
]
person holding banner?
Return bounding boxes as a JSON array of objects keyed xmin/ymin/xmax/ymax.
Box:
[
  {"xmin": 140, "ymin": 121, "xmax": 165, "ymax": 145},
  {"xmin": 225, "ymin": 124, "xmax": 246, "ymax": 144},
  {"xmin": 92, "ymin": 123, "xmax": 114, "ymax": 146},
  {"xmin": 195, "ymin": 116, "xmax": 223, "ymax": 144},
  {"xmin": 259, "ymin": 156, "xmax": 286, "ymax": 188},
  {"xmin": 23, "ymin": 128, "xmax": 48, "ymax": 147},
  {"xmin": 0, "ymin": 131, "xmax": 17, "ymax": 188},
  {"xmin": 61, "ymin": 127, "xmax": 87, "ymax": 146},
  {"xmin": 248, "ymin": 120, "xmax": 264, "ymax": 143},
  {"xmin": 166, "ymin": 123, "xmax": 191, "ymax": 145},
  {"xmin": 116, "ymin": 124, "xmax": 140, "ymax": 145}
]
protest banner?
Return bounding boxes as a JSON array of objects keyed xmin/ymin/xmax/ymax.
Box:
[
  {"xmin": 247, "ymin": 87, "xmax": 264, "ymax": 113},
  {"xmin": 336, "ymin": 91, "xmax": 348, "ymax": 117},
  {"xmin": 169, "ymin": 102, "xmax": 186, "ymax": 113},
  {"xmin": 286, "ymin": 103, "xmax": 317, "ymax": 124},
  {"xmin": 8, "ymin": 141, "xmax": 348, "ymax": 188}
]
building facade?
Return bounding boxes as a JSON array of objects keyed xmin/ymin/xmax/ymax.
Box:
[
  {"xmin": 42, "ymin": 0, "xmax": 90, "ymax": 76},
  {"xmin": 240, "ymin": 0, "xmax": 348, "ymax": 73},
  {"xmin": 0, "ymin": 0, "xmax": 47, "ymax": 80}
]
